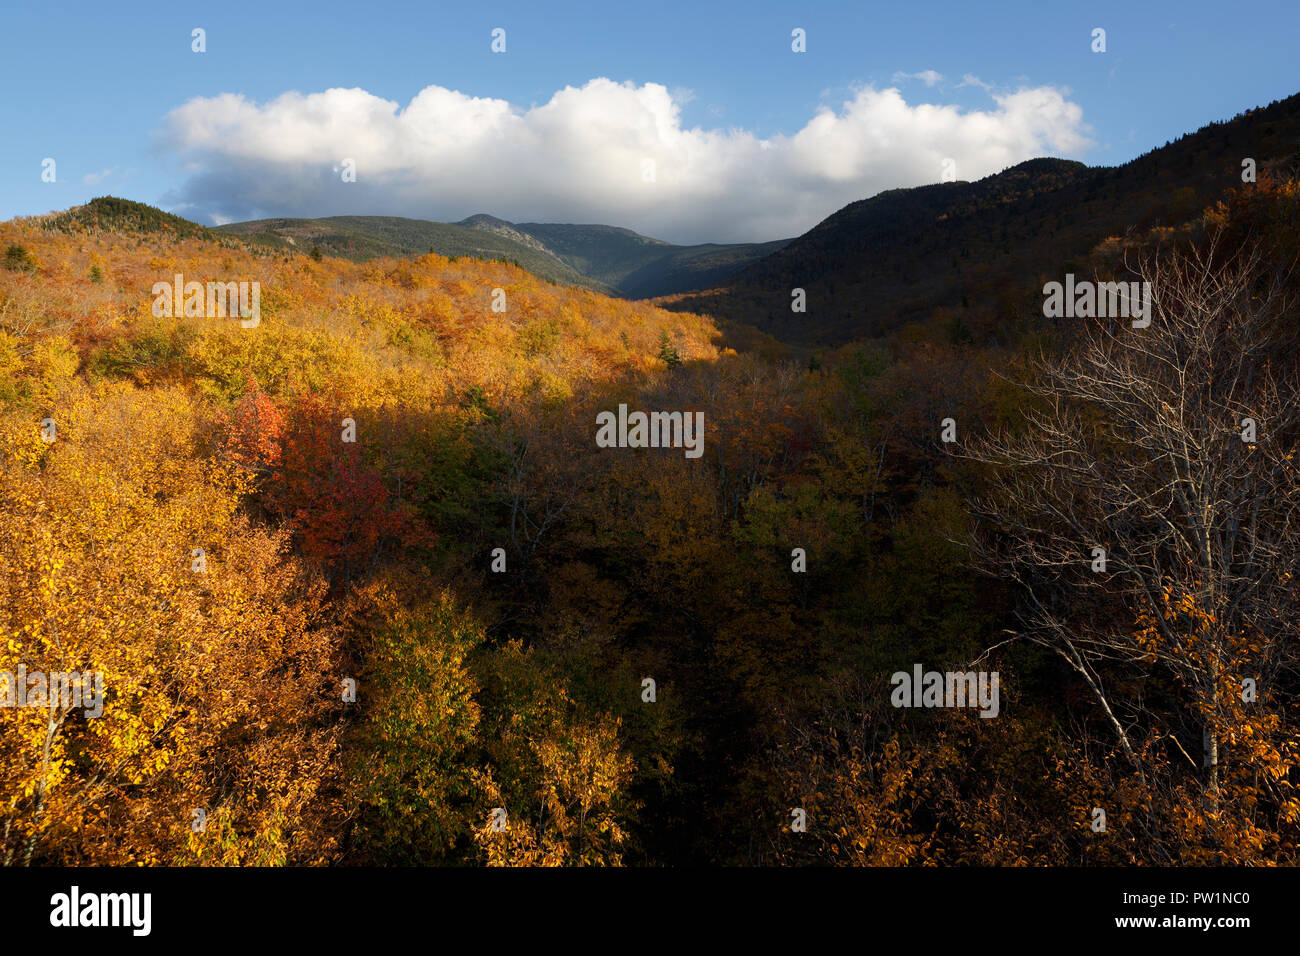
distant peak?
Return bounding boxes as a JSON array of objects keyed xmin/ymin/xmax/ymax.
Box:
[
  {"xmin": 457, "ymin": 213, "xmax": 513, "ymax": 228},
  {"xmin": 1001, "ymin": 157, "xmax": 1090, "ymax": 175}
]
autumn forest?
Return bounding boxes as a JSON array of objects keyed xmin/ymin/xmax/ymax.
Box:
[{"xmin": 4, "ymin": 51, "xmax": 1300, "ymax": 876}]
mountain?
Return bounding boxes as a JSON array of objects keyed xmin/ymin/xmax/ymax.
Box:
[
  {"xmin": 41, "ymin": 195, "xmax": 231, "ymax": 244},
  {"xmin": 501, "ymin": 221, "xmax": 791, "ymax": 298},
  {"xmin": 213, "ymin": 214, "xmax": 614, "ymax": 293},
  {"xmin": 663, "ymin": 91, "xmax": 1300, "ymax": 345},
  {"xmin": 36, "ymin": 199, "xmax": 788, "ymax": 300},
  {"xmin": 41, "ymin": 90, "xmax": 1300, "ymax": 340},
  {"xmin": 213, "ymin": 213, "xmax": 790, "ymax": 299}
]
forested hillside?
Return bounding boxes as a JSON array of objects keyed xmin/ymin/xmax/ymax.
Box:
[
  {"xmin": 214, "ymin": 212, "xmax": 789, "ymax": 299},
  {"xmin": 213, "ymin": 213, "xmax": 614, "ymax": 292},
  {"xmin": 665, "ymin": 91, "xmax": 1300, "ymax": 346},
  {"xmin": 3, "ymin": 160, "xmax": 1298, "ymax": 866}
]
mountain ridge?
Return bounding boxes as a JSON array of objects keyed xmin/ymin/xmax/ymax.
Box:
[
  {"xmin": 211, "ymin": 212, "xmax": 791, "ymax": 300},
  {"xmin": 660, "ymin": 93, "xmax": 1300, "ymax": 345}
]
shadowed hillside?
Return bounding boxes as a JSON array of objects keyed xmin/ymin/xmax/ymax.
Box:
[{"xmin": 664, "ymin": 91, "xmax": 1300, "ymax": 345}]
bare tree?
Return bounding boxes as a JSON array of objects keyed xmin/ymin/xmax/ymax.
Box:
[{"xmin": 962, "ymin": 236, "xmax": 1300, "ymax": 811}]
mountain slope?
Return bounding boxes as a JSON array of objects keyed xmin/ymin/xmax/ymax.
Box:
[
  {"xmin": 504, "ymin": 221, "xmax": 673, "ymax": 286},
  {"xmin": 41, "ymin": 196, "xmax": 232, "ymax": 244},
  {"xmin": 214, "ymin": 215, "xmax": 613, "ymax": 293},
  {"xmin": 663, "ymin": 91, "xmax": 1300, "ymax": 345},
  {"xmin": 509, "ymin": 221, "xmax": 790, "ymax": 298},
  {"xmin": 214, "ymin": 213, "xmax": 789, "ymax": 299},
  {"xmin": 43, "ymin": 200, "xmax": 789, "ymax": 300}
]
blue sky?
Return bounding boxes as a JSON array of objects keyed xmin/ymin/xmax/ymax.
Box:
[{"xmin": 3, "ymin": 0, "xmax": 1297, "ymax": 242}]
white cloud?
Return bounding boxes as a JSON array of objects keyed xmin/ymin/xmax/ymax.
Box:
[
  {"xmin": 957, "ymin": 74, "xmax": 993, "ymax": 91},
  {"xmin": 83, "ymin": 167, "xmax": 117, "ymax": 185},
  {"xmin": 892, "ymin": 70, "xmax": 944, "ymax": 87},
  {"xmin": 159, "ymin": 78, "xmax": 1092, "ymax": 243}
]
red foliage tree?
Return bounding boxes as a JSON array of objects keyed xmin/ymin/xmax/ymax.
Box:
[
  {"xmin": 219, "ymin": 374, "xmax": 286, "ymax": 473},
  {"xmin": 268, "ymin": 393, "xmax": 407, "ymax": 579}
]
